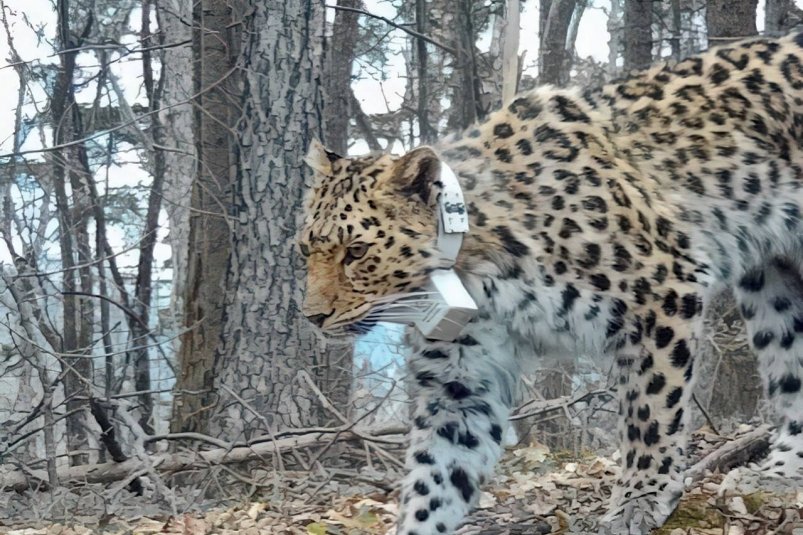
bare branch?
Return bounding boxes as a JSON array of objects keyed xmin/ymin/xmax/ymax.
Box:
[{"xmin": 326, "ymin": 4, "xmax": 457, "ymax": 56}]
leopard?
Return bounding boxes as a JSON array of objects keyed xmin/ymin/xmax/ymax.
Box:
[{"xmin": 299, "ymin": 32, "xmax": 803, "ymax": 535}]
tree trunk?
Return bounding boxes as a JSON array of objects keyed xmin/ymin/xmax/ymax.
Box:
[
  {"xmin": 695, "ymin": 291, "xmax": 763, "ymax": 423},
  {"xmin": 171, "ymin": 0, "xmax": 242, "ymax": 435},
  {"xmin": 670, "ymin": 0, "xmax": 681, "ymax": 59},
  {"xmin": 416, "ymin": 0, "xmax": 435, "ymax": 143},
  {"xmin": 452, "ymin": 0, "xmax": 483, "ymax": 128},
  {"xmin": 539, "ymin": 0, "xmax": 576, "ymax": 86},
  {"xmin": 706, "ymin": 0, "xmax": 758, "ymax": 46},
  {"xmin": 502, "ymin": 0, "xmax": 521, "ymax": 105},
  {"xmin": 623, "ymin": 0, "xmax": 652, "ymax": 71},
  {"xmin": 325, "ymin": 0, "xmax": 361, "ymax": 154},
  {"xmin": 565, "ymin": 0, "xmax": 586, "ymax": 60},
  {"xmin": 765, "ymin": 0, "xmax": 802, "ymax": 36},
  {"xmin": 157, "ymin": 0, "xmax": 195, "ymax": 336},
  {"xmin": 210, "ymin": 0, "xmax": 347, "ymax": 440},
  {"xmin": 607, "ymin": 0, "xmax": 623, "ymax": 77}
]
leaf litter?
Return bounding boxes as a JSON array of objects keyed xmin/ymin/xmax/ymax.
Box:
[{"xmin": 1, "ymin": 427, "xmax": 802, "ymax": 534}]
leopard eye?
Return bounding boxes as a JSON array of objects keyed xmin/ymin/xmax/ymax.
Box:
[
  {"xmin": 299, "ymin": 243, "xmax": 310, "ymax": 257},
  {"xmin": 345, "ymin": 242, "xmax": 370, "ymax": 263}
]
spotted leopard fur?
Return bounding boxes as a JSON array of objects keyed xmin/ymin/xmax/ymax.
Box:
[{"xmin": 300, "ymin": 33, "xmax": 803, "ymax": 535}]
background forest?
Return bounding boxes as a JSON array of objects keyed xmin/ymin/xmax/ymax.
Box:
[{"xmin": 1, "ymin": 0, "xmax": 802, "ymax": 533}]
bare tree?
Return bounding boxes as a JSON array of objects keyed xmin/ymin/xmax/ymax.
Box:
[
  {"xmin": 416, "ymin": 0, "xmax": 436, "ymax": 143},
  {"xmin": 706, "ymin": 0, "xmax": 757, "ymax": 45},
  {"xmin": 765, "ymin": 0, "xmax": 803, "ymax": 36},
  {"xmin": 489, "ymin": 0, "xmax": 522, "ymax": 108},
  {"xmin": 539, "ymin": 0, "xmax": 576, "ymax": 86},
  {"xmin": 452, "ymin": 0, "xmax": 484, "ymax": 128},
  {"xmin": 210, "ymin": 0, "xmax": 349, "ymax": 439},
  {"xmin": 623, "ymin": 0, "xmax": 653, "ymax": 71},
  {"xmin": 325, "ymin": 0, "xmax": 362, "ymax": 154},
  {"xmin": 158, "ymin": 0, "xmax": 196, "ymax": 333},
  {"xmin": 171, "ymin": 0, "xmax": 242, "ymax": 434},
  {"xmin": 607, "ymin": 0, "xmax": 624, "ymax": 76},
  {"xmin": 669, "ymin": 0, "xmax": 682, "ymax": 59}
]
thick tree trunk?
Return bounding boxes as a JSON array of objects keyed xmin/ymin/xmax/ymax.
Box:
[
  {"xmin": 157, "ymin": 0, "xmax": 195, "ymax": 334},
  {"xmin": 211, "ymin": 0, "xmax": 345, "ymax": 440},
  {"xmin": 171, "ymin": 0, "xmax": 241, "ymax": 435},
  {"xmin": 325, "ymin": 0, "xmax": 361, "ymax": 154},
  {"xmin": 539, "ymin": 0, "xmax": 576, "ymax": 86},
  {"xmin": 706, "ymin": 0, "xmax": 757, "ymax": 46},
  {"xmin": 623, "ymin": 0, "xmax": 652, "ymax": 71}
]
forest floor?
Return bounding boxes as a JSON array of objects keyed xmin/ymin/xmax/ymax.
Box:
[{"xmin": 1, "ymin": 426, "xmax": 802, "ymax": 535}]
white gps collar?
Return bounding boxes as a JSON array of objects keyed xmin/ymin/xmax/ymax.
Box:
[
  {"xmin": 436, "ymin": 162, "xmax": 469, "ymax": 265},
  {"xmin": 383, "ymin": 161, "xmax": 478, "ymax": 341}
]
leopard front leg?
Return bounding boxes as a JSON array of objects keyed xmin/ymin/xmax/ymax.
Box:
[
  {"xmin": 600, "ymin": 313, "xmax": 701, "ymax": 535},
  {"xmin": 395, "ymin": 325, "xmax": 517, "ymax": 535}
]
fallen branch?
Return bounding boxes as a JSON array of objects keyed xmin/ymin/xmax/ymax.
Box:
[
  {"xmin": 0, "ymin": 424, "xmax": 406, "ymax": 492},
  {"xmin": 510, "ymin": 389, "xmax": 613, "ymax": 421},
  {"xmin": 686, "ymin": 425, "xmax": 772, "ymax": 483}
]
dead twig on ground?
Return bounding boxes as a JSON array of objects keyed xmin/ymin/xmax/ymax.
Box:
[
  {"xmin": 686, "ymin": 425, "xmax": 772, "ymax": 483},
  {"xmin": 0, "ymin": 423, "xmax": 407, "ymax": 492}
]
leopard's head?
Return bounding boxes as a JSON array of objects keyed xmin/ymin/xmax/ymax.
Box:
[{"xmin": 299, "ymin": 141, "xmax": 447, "ymax": 332}]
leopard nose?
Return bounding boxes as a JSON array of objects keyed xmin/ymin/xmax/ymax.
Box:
[{"xmin": 306, "ymin": 312, "xmax": 332, "ymax": 327}]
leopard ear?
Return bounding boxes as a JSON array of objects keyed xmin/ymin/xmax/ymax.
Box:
[
  {"xmin": 305, "ymin": 139, "xmax": 343, "ymax": 175},
  {"xmin": 390, "ymin": 146, "xmax": 441, "ymax": 207}
]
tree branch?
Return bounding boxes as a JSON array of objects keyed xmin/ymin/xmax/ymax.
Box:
[
  {"xmin": 0, "ymin": 424, "xmax": 406, "ymax": 492},
  {"xmin": 326, "ymin": 4, "xmax": 457, "ymax": 56}
]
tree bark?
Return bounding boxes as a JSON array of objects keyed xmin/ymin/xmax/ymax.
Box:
[
  {"xmin": 157, "ymin": 0, "xmax": 195, "ymax": 336},
  {"xmin": 452, "ymin": 0, "xmax": 483, "ymax": 128},
  {"xmin": 539, "ymin": 0, "xmax": 576, "ymax": 86},
  {"xmin": 565, "ymin": 0, "xmax": 586, "ymax": 61},
  {"xmin": 695, "ymin": 291, "xmax": 763, "ymax": 424},
  {"xmin": 670, "ymin": 0, "xmax": 681, "ymax": 59},
  {"xmin": 171, "ymin": 0, "xmax": 241, "ymax": 435},
  {"xmin": 765, "ymin": 0, "xmax": 803, "ymax": 36},
  {"xmin": 502, "ymin": 0, "xmax": 521, "ymax": 105},
  {"xmin": 325, "ymin": 0, "xmax": 361, "ymax": 154},
  {"xmin": 211, "ymin": 0, "xmax": 347, "ymax": 440},
  {"xmin": 607, "ymin": 0, "xmax": 623, "ymax": 77},
  {"xmin": 706, "ymin": 0, "xmax": 758, "ymax": 46},
  {"xmin": 623, "ymin": 0, "xmax": 652, "ymax": 71},
  {"xmin": 416, "ymin": 0, "xmax": 435, "ymax": 143}
]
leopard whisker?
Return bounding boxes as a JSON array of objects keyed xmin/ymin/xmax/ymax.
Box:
[
  {"xmin": 370, "ymin": 300, "xmax": 442, "ymax": 311},
  {"xmin": 368, "ymin": 291, "xmax": 440, "ymax": 305}
]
